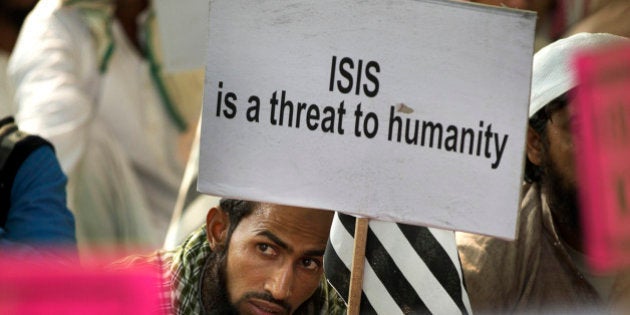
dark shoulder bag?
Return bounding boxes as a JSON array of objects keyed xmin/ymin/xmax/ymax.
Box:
[{"xmin": 0, "ymin": 116, "xmax": 53, "ymax": 228}]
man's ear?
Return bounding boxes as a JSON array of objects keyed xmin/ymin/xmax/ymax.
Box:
[
  {"xmin": 526, "ymin": 126, "xmax": 543, "ymax": 166},
  {"xmin": 206, "ymin": 207, "xmax": 229, "ymax": 250}
]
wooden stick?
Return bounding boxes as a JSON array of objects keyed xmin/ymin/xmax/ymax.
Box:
[{"xmin": 347, "ymin": 217, "xmax": 369, "ymax": 315}]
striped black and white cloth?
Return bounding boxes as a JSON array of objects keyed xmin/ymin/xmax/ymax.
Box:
[{"xmin": 324, "ymin": 212, "xmax": 472, "ymax": 314}]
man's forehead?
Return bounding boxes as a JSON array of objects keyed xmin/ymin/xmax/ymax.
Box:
[
  {"xmin": 245, "ymin": 203, "xmax": 333, "ymax": 239},
  {"xmin": 252, "ymin": 203, "xmax": 332, "ymax": 219}
]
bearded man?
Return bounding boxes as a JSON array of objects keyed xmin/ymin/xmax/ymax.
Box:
[
  {"xmin": 118, "ymin": 199, "xmax": 334, "ymax": 315},
  {"xmin": 456, "ymin": 32, "xmax": 630, "ymax": 314}
]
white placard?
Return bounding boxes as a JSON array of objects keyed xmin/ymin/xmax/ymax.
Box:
[
  {"xmin": 153, "ymin": 0, "xmax": 209, "ymax": 72},
  {"xmin": 199, "ymin": 0, "xmax": 536, "ymax": 239}
]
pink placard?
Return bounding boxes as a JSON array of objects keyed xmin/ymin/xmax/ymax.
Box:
[
  {"xmin": 0, "ymin": 254, "xmax": 164, "ymax": 315},
  {"xmin": 573, "ymin": 42, "xmax": 630, "ymax": 273}
]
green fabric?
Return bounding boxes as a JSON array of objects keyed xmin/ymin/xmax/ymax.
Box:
[
  {"xmin": 161, "ymin": 225, "xmax": 210, "ymax": 314},
  {"xmin": 109, "ymin": 225, "xmax": 210, "ymax": 314},
  {"xmin": 144, "ymin": 12, "xmax": 187, "ymax": 132},
  {"xmin": 61, "ymin": 0, "xmax": 187, "ymax": 131},
  {"xmin": 116, "ymin": 224, "xmax": 346, "ymax": 314},
  {"xmin": 322, "ymin": 278, "xmax": 348, "ymax": 315},
  {"xmin": 161, "ymin": 226, "xmax": 345, "ymax": 314},
  {"xmin": 62, "ymin": 0, "xmax": 115, "ymax": 73}
]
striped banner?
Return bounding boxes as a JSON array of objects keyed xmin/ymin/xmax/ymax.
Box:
[{"xmin": 325, "ymin": 212, "xmax": 472, "ymax": 314}]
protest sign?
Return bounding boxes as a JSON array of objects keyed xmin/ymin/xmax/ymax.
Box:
[
  {"xmin": 574, "ymin": 42, "xmax": 630, "ymax": 272},
  {"xmin": 199, "ymin": 0, "xmax": 536, "ymax": 239},
  {"xmin": 153, "ymin": 0, "xmax": 209, "ymax": 72}
]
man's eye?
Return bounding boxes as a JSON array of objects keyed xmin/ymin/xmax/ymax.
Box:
[
  {"xmin": 300, "ymin": 258, "xmax": 321, "ymax": 271},
  {"xmin": 256, "ymin": 243, "xmax": 276, "ymax": 256}
]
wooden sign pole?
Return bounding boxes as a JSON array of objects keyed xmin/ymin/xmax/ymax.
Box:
[{"xmin": 347, "ymin": 217, "xmax": 369, "ymax": 315}]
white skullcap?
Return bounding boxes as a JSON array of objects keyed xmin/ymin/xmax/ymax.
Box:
[{"xmin": 529, "ymin": 32, "xmax": 629, "ymax": 118}]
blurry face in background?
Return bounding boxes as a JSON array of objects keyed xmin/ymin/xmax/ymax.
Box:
[
  {"xmin": 540, "ymin": 102, "xmax": 581, "ymax": 235},
  {"xmin": 543, "ymin": 101, "xmax": 577, "ymax": 189}
]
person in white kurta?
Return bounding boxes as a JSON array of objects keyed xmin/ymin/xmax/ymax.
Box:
[
  {"xmin": 1, "ymin": 0, "xmax": 37, "ymax": 117},
  {"xmin": 0, "ymin": 52, "xmax": 12, "ymax": 117},
  {"xmin": 8, "ymin": 0, "xmax": 194, "ymax": 257}
]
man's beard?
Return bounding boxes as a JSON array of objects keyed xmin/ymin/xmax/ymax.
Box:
[
  {"xmin": 201, "ymin": 249, "xmax": 238, "ymax": 315},
  {"xmin": 200, "ymin": 247, "xmax": 294, "ymax": 315},
  {"xmin": 540, "ymin": 151, "xmax": 581, "ymax": 245}
]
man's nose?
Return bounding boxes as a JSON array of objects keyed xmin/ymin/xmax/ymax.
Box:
[{"xmin": 264, "ymin": 263, "xmax": 294, "ymax": 301}]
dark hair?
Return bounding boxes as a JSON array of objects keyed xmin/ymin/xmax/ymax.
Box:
[
  {"xmin": 524, "ymin": 93, "xmax": 569, "ymax": 183},
  {"xmin": 219, "ymin": 198, "xmax": 257, "ymax": 242}
]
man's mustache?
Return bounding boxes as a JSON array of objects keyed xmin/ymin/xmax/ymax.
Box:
[{"xmin": 241, "ymin": 291, "xmax": 291, "ymax": 314}]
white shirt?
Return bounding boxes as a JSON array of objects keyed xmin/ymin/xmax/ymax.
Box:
[
  {"xmin": 0, "ymin": 52, "xmax": 13, "ymax": 117},
  {"xmin": 9, "ymin": 0, "xmax": 184, "ymax": 251}
]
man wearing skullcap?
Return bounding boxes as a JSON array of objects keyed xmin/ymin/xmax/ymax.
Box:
[{"xmin": 457, "ymin": 33, "xmax": 630, "ymax": 314}]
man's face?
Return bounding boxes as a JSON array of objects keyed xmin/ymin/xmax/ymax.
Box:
[
  {"xmin": 539, "ymin": 101, "xmax": 581, "ymax": 233},
  {"xmin": 543, "ymin": 102, "xmax": 577, "ymax": 193},
  {"xmin": 224, "ymin": 204, "xmax": 333, "ymax": 315}
]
